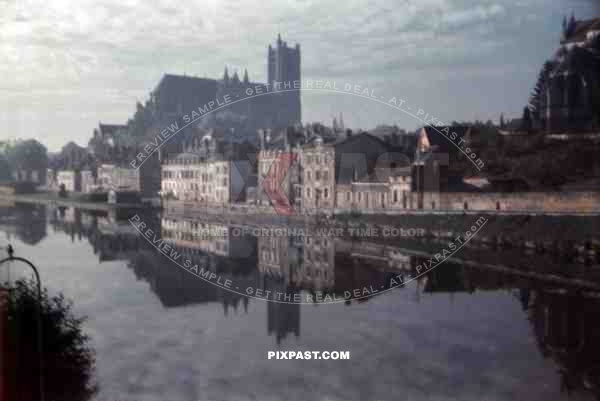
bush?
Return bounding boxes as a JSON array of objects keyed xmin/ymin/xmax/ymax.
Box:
[{"xmin": 1, "ymin": 279, "xmax": 97, "ymax": 401}]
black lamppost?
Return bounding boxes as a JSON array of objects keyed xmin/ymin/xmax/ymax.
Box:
[{"xmin": 0, "ymin": 244, "xmax": 45, "ymax": 401}]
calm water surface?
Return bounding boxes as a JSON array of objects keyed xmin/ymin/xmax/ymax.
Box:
[{"xmin": 1, "ymin": 203, "xmax": 599, "ymax": 401}]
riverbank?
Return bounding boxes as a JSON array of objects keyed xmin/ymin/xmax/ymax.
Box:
[
  {"xmin": 0, "ymin": 191, "xmax": 143, "ymax": 212},
  {"xmin": 3, "ymin": 190, "xmax": 600, "ymax": 217}
]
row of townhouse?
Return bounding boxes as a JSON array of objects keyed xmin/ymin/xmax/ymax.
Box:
[
  {"xmin": 50, "ymin": 164, "xmax": 140, "ymax": 194},
  {"xmin": 158, "ymin": 126, "xmax": 475, "ymax": 212},
  {"xmin": 253, "ymin": 131, "xmax": 418, "ymax": 213},
  {"xmin": 296, "ymin": 133, "xmax": 415, "ymax": 213},
  {"xmin": 161, "ymin": 154, "xmax": 231, "ymax": 203}
]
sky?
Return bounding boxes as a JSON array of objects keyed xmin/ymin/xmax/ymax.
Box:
[{"xmin": 0, "ymin": 0, "xmax": 598, "ymax": 152}]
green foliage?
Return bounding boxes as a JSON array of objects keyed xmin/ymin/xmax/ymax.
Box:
[
  {"xmin": 528, "ymin": 61, "xmax": 553, "ymax": 120},
  {"xmin": 0, "ymin": 152, "xmax": 12, "ymax": 183},
  {"xmin": 5, "ymin": 139, "xmax": 48, "ymax": 178},
  {"xmin": 2, "ymin": 278, "xmax": 96, "ymax": 401},
  {"xmin": 521, "ymin": 107, "xmax": 532, "ymax": 130}
]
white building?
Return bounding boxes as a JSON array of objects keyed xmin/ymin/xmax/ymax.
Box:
[
  {"xmin": 97, "ymin": 164, "xmax": 140, "ymax": 192},
  {"xmin": 161, "ymin": 154, "xmax": 231, "ymax": 204}
]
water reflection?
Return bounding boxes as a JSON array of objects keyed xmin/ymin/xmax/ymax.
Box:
[
  {"xmin": 526, "ymin": 288, "xmax": 600, "ymax": 397},
  {"xmin": 0, "ymin": 203, "xmax": 599, "ymax": 400}
]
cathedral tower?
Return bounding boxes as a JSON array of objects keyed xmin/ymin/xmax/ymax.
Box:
[{"xmin": 268, "ymin": 34, "xmax": 301, "ymax": 127}]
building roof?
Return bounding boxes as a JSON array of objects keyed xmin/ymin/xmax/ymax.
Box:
[
  {"xmin": 356, "ymin": 166, "xmax": 412, "ymax": 183},
  {"xmin": 561, "ymin": 17, "xmax": 600, "ymax": 44},
  {"xmin": 99, "ymin": 123, "xmax": 127, "ymax": 136},
  {"xmin": 154, "ymin": 74, "xmax": 218, "ymax": 98},
  {"xmin": 419, "ymin": 126, "xmax": 470, "ymax": 157}
]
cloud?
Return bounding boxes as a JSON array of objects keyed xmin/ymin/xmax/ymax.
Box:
[{"xmin": 0, "ymin": 0, "xmax": 597, "ymax": 150}]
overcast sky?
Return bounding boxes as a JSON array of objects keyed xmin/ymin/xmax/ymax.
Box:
[{"xmin": 1, "ymin": 0, "xmax": 598, "ymax": 151}]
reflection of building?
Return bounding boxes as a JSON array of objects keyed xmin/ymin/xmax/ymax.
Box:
[
  {"xmin": 162, "ymin": 218, "xmax": 230, "ymax": 256},
  {"xmin": 527, "ymin": 289, "xmax": 600, "ymax": 398},
  {"xmin": 257, "ymin": 235, "xmax": 291, "ymax": 277},
  {"xmin": 293, "ymin": 236, "xmax": 335, "ymax": 290},
  {"xmin": 265, "ymin": 279, "xmax": 300, "ymax": 344}
]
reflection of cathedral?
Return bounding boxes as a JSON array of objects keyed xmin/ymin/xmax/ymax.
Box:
[{"xmin": 263, "ymin": 275, "xmax": 301, "ymax": 344}]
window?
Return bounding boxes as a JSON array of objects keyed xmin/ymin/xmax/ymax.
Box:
[
  {"xmin": 307, "ymin": 171, "xmax": 312, "ymax": 180},
  {"xmin": 306, "ymin": 188, "xmax": 311, "ymax": 198},
  {"xmin": 324, "ymin": 188, "xmax": 328, "ymax": 198},
  {"xmin": 393, "ymin": 190, "xmax": 398, "ymax": 203},
  {"xmin": 346, "ymin": 192, "xmax": 350, "ymax": 201},
  {"xmin": 358, "ymin": 192, "xmax": 362, "ymax": 202},
  {"xmin": 323, "ymin": 170, "xmax": 328, "ymax": 181},
  {"xmin": 315, "ymin": 171, "xmax": 321, "ymax": 180}
]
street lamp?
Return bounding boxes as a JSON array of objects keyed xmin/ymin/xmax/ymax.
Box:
[{"xmin": 0, "ymin": 244, "xmax": 45, "ymax": 401}]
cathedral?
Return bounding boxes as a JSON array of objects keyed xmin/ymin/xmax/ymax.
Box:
[
  {"xmin": 150, "ymin": 35, "xmax": 302, "ymax": 145},
  {"xmin": 535, "ymin": 16, "xmax": 600, "ymax": 131}
]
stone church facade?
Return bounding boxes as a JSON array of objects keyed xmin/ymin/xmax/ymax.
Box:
[
  {"xmin": 150, "ymin": 35, "xmax": 302, "ymax": 146},
  {"xmin": 539, "ymin": 17, "xmax": 600, "ymax": 131}
]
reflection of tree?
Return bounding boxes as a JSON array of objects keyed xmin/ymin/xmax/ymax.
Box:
[
  {"xmin": 1, "ymin": 279, "xmax": 96, "ymax": 401},
  {"xmin": 13, "ymin": 204, "xmax": 47, "ymax": 245}
]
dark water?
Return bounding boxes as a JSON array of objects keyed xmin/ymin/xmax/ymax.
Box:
[{"xmin": 1, "ymin": 203, "xmax": 599, "ymax": 401}]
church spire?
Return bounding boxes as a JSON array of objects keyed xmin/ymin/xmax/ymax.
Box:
[{"xmin": 223, "ymin": 67, "xmax": 229, "ymax": 85}]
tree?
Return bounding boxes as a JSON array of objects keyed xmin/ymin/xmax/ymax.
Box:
[
  {"xmin": 499, "ymin": 113, "xmax": 505, "ymax": 128},
  {"xmin": 528, "ymin": 61, "xmax": 553, "ymax": 123},
  {"xmin": 6, "ymin": 139, "xmax": 48, "ymax": 183},
  {"xmin": 521, "ymin": 106, "xmax": 532, "ymax": 131},
  {"xmin": 2, "ymin": 279, "xmax": 97, "ymax": 401},
  {"xmin": 0, "ymin": 152, "xmax": 12, "ymax": 183}
]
